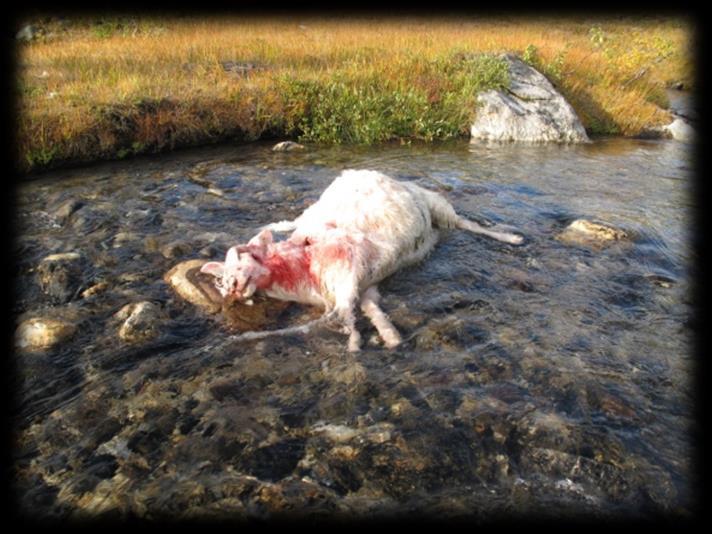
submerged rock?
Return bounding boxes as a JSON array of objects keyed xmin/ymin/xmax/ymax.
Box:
[
  {"xmin": 36, "ymin": 252, "xmax": 87, "ymax": 304},
  {"xmin": 272, "ymin": 141, "xmax": 306, "ymax": 152},
  {"xmin": 470, "ymin": 54, "xmax": 589, "ymax": 144},
  {"xmin": 556, "ymin": 219, "xmax": 628, "ymax": 248},
  {"xmin": 15, "ymin": 317, "xmax": 77, "ymax": 351},
  {"xmin": 160, "ymin": 240, "xmax": 193, "ymax": 260},
  {"xmin": 51, "ymin": 199, "xmax": 85, "ymax": 225},
  {"xmin": 220, "ymin": 294, "xmax": 293, "ymax": 332},
  {"xmin": 115, "ymin": 301, "xmax": 166, "ymax": 342}
]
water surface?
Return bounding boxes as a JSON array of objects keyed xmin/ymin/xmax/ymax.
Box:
[{"xmin": 12, "ymin": 137, "xmax": 695, "ymax": 520}]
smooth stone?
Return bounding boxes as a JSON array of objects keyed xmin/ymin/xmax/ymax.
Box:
[
  {"xmin": 556, "ymin": 219, "xmax": 628, "ymax": 248},
  {"xmin": 15, "ymin": 317, "xmax": 77, "ymax": 351},
  {"xmin": 272, "ymin": 141, "xmax": 306, "ymax": 152},
  {"xmin": 163, "ymin": 259, "xmax": 222, "ymax": 314}
]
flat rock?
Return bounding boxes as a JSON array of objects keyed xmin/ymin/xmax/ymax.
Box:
[
  {"xmin": 272, "ymin": 141, "xmax": 306, "ymax": 152},
  {"xmin": 163, "ymin": 259, "xmax": 295, "ymax": 330},
  {"xmin": 15, "ymin": 317, "xmax": 77, "ymax": 351},
  {"xmin": 556, "ymin": 219, "xmax": 628, "ymax": 248},
  {"xmin": 163, "ymin": 259, "xmax": 223, "ymax": 314},
  {"xmin": 470, "ymin": 54, "xmax": 590, "ymax": 144}
]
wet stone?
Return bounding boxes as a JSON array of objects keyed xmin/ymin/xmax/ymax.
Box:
[
  {"xmin": 238, "ymin": 438, "xmax": 307, "ymax": 482},
  {"xmin": 115, "ymin": 301, "xmax": 166, "ymax": 342},
  {"xmin": 51, "ymin": 198, "xmax": 85, "ymax": 225},
  {"xmin": 15, "ymin": 317, "xmax": 77, "ymax": 351},
  {"xmin": 415, "ymin": 315, "xmax": 490, "ymax": 351},
  {"xmin": 556, "ymin": 219, "xmax": 628, "ymax": 249},
  {"xmin": 272, "ymin": 141, "xmax": 306, "ymax": 152},
  {"xmin": 160, "ymin": 240, "xmax": 194, "ymax": 259},
  {"xmin": 80, "ymin": 281, "xmax": 109, "ymax": 299},
  {"xmin": 36, "ymin": 252, "xmax": 87, "ymax": 304},
  {"xmin": 163, "ymin": 259, "xmax": 222, "ymax": 314}
]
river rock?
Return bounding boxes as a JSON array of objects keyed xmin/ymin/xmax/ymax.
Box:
[
  {"xmin": 163, "ymin": 259, "xmax": 296, "ymax": 330},
  {"xmin": 664, "ymin": 118, "xmax": 694, "ymax": 142},
  {"xmin": 36, "ymin": 252, "xmax": 86, "ymax": 304},
  {"xmin": 556, "ymin": 219, "xmax": 628, "ymax": 248},
  {"xmin": 51, "ymin": 199, "xmax": 85, "ymax": 225},
  {"xmin": 470, "ymin": 54, "xmax": 589, "ymax": 144},
  {"xmin": 163, "ymin": 259, "xmax": 222, "ymax": 314},
  {"xmin": 15, "ymin": 317, "xmax": 77, "ymax": 351},
  {"xmin": 115, "ymin": 301, "xmax": 165, "ymax": 342},
  {"xmin": 160, "ymin": 241, "xmax": 193, "ymax": 260},
  {"xmin": 272, "ymin": 141, "xmax": 306, "ymax": 152}
]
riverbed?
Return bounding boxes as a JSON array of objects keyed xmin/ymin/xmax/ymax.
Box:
[{"xmin": 12, "ymin": 136, "xmax": 695, "ymax": 520}]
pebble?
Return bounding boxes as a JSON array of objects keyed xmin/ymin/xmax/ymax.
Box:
[{"xmin": 81, "ymin": 281, "xmax": 109, "ymax": 299}]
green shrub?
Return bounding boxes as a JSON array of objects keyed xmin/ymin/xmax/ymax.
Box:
[{"xmin": 278, "ymin": 53, "xmax": 509, "ymax": 145}]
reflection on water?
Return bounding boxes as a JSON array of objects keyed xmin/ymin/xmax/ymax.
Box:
[{"xmin": 12, "ymin": 137, "xmax": 694, "ymax": 519}]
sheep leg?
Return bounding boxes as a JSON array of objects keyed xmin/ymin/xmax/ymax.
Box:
[
  {"xmin": 332, "ymin": 281, "xmax": 362, "ymax": 352},
  {"xmin": 360, "ymin": 286, "xmax": 402, "ymax": 349}
]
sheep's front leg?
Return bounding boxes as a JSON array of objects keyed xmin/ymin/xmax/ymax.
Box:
[{"xmin": 360, "ymin": 286, "xmax": 402, "ymax": 349}]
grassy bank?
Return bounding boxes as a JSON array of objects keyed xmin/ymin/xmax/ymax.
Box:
[{"xmin": 15, "ymin": 15, "xmax": 693, "ymax": 173}]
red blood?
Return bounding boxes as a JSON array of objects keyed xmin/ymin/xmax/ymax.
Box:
[
  {"xmin": 260, "ymin": 246, "xmax": 317, "ymax": 291},
  {"xmin": 320, "ymin": 242, "xmax": 352, "ymax": 264}
]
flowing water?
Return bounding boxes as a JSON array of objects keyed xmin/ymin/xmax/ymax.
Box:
[{"xmin": 12, "ymin": 136, "xmax": 695, "ymax": 520}]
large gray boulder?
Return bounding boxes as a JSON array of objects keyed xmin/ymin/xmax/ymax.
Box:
[{"xmin": 470, "ymin": 54, "xmax": 590, "ymax": 144}]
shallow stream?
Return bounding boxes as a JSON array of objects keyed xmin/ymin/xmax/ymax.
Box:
[{"xmin": 12, "ymin": 136, "xmax": 695, "ymax": 520}]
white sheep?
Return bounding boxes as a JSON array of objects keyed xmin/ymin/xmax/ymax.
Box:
[{"xmin": 201, "ymin": 169, "xmax": 523, "ymax": 351}]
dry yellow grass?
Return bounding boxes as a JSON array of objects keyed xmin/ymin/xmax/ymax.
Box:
[{"xmin": 16, "ymin": 15, "xmax": 693, "ymax": 172}]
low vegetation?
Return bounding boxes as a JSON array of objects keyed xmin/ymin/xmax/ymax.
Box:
[{"xmin": 15, "ymin": 15, "xmax": 693, "ymax": 172}]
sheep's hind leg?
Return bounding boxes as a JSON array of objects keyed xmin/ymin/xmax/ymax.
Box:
[
  {"xmin": 360, "ymin": 286, "xmax": 402, "ymax": 349},
  {"xmin": 335, "ymin": 304, "xmax": 361, "ymax": 352},
  {"xmin": 332, "ymin": 287, "xmax": 362, "ymax": 352}
]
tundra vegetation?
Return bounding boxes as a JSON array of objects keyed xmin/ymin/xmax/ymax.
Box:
[{"xmin": 15, "ymin": 15, "xmax": 692, "ymax": 172}]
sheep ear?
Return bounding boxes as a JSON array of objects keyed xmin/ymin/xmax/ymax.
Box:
[
  {"xmin": 245, "ymin": 229, "xmax": 273, "ymax": 260},
  {"xmin": 200, "ymin": 261, "xmax": 224, "ymax": 277},
  {"xmin": 225, "ymin": 246, "xmax": 240, "ymax": 268}
]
